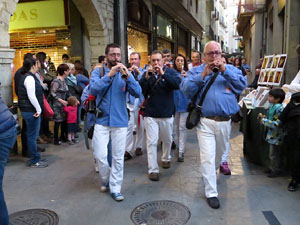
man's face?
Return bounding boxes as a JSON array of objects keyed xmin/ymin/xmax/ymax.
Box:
[
  {"xmin": 163, "ymin": 53, "xmax": 172, "ymax": 63},
  {"xmin": 204, "ymin": 43, "xmax": 222, "ymax": 63},
  {"xmin": 191, "ymin": 52, "xmax": 200, "ymax": 64},
  {"xmin": 241, "ymin": 59, "xmax": 246, "ymax": 64},
  {"xmin": 151, "ymin": 53, "xmax": 163, "ymax": 68},
  {"xmin": 62, "ymin": 58, "xmax": 68, "ymax": 63},
  {"xmin": 106, "ymin": 47, "xmax": 121, "ymax": 66},
  {"xmin": 130, "ymin": 54, "xmax": 141, "ymax": 67}
]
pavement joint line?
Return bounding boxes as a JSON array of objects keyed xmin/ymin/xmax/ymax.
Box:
[{"xmin": 262, "ymin": 211, "xmax": 281, "ymax": 225}]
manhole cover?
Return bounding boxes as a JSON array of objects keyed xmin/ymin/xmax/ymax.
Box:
[
  {"xmin": 9, "ymin": 209, "xmax": 59, "ymax": 225},
  {"xmin": 131, "ymin": 200, "xmax": 191, "ymax": 225}
]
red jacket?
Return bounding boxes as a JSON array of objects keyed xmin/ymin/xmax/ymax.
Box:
[{"xmin": 63, "ymin": 106, "xmax": 77, "ymax": 123}]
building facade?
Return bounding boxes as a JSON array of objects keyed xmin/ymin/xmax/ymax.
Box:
[
  {"xmin": 0, "ymin": 0, "xmax": 204, "ymax": 105},
  {"xmin": 237, "ymin": 0, "xmax": 300, "ymax": 84}
]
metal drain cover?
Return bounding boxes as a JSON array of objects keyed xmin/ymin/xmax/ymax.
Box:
[
  {"xmin": 131, "ymin": 200, "xmax": 191, "ymax": 225},
  {"xmin": 9, "ymin": 209, "xmax": 59, "ymax": 225}
]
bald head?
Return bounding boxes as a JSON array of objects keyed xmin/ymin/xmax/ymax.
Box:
[{"xmin": 204, "ymin": 41, "xmax": 222, "ymax": 63}]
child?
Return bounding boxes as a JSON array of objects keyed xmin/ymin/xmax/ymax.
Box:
[
  {"xmin": 258, "ymin": 88, "xmax": 285, "ymax": 178},
  {"xmin": 279, "ymin": 92, "xmax": 300, "ymax": 191},
  {"xmin": 64, "ymin": 96, "xmax": 79, "ymax": 145}
]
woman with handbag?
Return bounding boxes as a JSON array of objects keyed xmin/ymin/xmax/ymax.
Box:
[
  {"xmin": 18, "ymin": 57, "xmax": 48, "ymax": 168},
  {"xmin": 173, "ymin": 54, "xmax": 190, "ymax": 162},
  {"xmin": 50, "ymin": 64, "xmax": 70, "ymax": 145}
]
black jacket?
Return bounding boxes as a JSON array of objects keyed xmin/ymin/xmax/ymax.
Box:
[
  {"xmin": 280, "ymin": 92, "xmax": 300, "ymax": 137},
  {"xmin": 139, "ymin": 68, "xmax": 181, "ymax": 118},
  {"xmin": 18, "ymin": 72, "xmax": 44, "ymax": 112},
  {"xmin": 0, "ymin": 98, "xmax": 16, "ymax": 134}
]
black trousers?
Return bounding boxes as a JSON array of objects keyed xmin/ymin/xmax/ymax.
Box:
[
  {"xmin": 54, "ymin": 121, "xmax": 67, "ymax": 141},
  {"xmin": 287, "ymin": 134, "xmax": 300, "ymax": 181},
  {"xmin": 21, "ymin": 119, "xmax": 28, "ymax": 155}
]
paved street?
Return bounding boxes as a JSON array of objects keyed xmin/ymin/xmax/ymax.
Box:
[{"xmin": 4, "ymin": 123, "xmax": 300, "ymax": 225}]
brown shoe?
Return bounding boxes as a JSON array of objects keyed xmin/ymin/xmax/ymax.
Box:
[
  {"xmin": 149, "ymin": 172, "xmax": 159, "ymax": 181},
  {"xmin": 162, "ymin": 161, "xmax": 171, "ymax": 169},
  {"xmin": 135, "ymin": 148, "xmax": 143, "ymax": 156},
  {"xmin": 124, "ymin": 151, "xmax": 132, "ymax": 161},
  {"xmin": 37, "ymin": 137, "xmax": 47, "ymax": 144}
]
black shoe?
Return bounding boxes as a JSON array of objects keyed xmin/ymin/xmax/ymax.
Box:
[
  {"xmin": 77, "ymin": 127, "xmax": 82, "ymax": 132},
  {"xmin": 60, "ymin": 137, "xmax": 68, "ymax": 143},
  {"xmin": 22, "ymin": 151, "xmax": 29, "ymax": 158},
  {"xmin": 149, "ymin": 172, "xmax": 159, "ymax": 181},
  {"xmin": 264, "ymin": 169, "xmax": 272, "ymax": 174},
  {"xmin": 207, "ymin": 197, "xmax": 220, "ymax": 209},
  {"xmin": 37, "ymin": 146, "xmax": 46, "ymax": 152},
  {"xmin": 267, "ymin": 171, "xmax": 280, "ymax": 178},
  {"xmin": 288, "ymin": 179, "xmax": 299, "ymax": 191},
  {"xmin": 171, "ymin": 141, "xmax": 176, "ymax": 150},
  {"xmin": 124, "ymin": 151, "xmax": 132, "ymax": 161},
  {"xmin": 74, "ymin": 133, "xmax": 79, "ymax": 138}
]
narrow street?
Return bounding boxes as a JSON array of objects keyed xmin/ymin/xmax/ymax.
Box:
[{"xmin": 4, "ymin": 123, "xmax": 300, "ymax": 225}]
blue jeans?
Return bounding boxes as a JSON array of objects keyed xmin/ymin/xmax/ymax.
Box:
[
  {"xmin": 0, "ymin": 126, "xmax": 17, "ymax": 225},
  {"xmin": 20, "ymin": 111, "xmax": 41, "ymax": 164}
]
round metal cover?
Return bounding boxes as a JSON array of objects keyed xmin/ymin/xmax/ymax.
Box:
[
  {"xmin": 9, "ymin": 209, "xmax": 59, "ymax": 225},
  {"xmin": 131, "ymin": 200, "xmax": 191, "ymax": 225}
]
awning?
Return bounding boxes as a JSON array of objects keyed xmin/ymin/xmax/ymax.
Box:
[{"xmin": 152, "ymin": 0, "xmax": 203, "ymax": 37}]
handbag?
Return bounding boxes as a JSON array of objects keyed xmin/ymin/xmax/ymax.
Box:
[
  {"xmin": 186, "ymin": 71, "xmax": 219, "ymax": 129},
  {"xmin": 43, "ymin": 95, "xmax": 54, "ymax": 118}
]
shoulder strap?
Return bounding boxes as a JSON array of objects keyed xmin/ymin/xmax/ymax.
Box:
[
  {"xmin": 197, "ymin": 71, "xmax": 219, "ymax": 107},
  {"xmin": 96, "ymin": 77, "xmax": 114, "ymax": 108},
  {"xmin": 99, "ymin": 66, "xmax": 105, "ymax": 78}
]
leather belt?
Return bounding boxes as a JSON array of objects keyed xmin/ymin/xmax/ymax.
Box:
[{"xmin": 205, "ymin": 116, "xmax": 230, "ymax": 122}]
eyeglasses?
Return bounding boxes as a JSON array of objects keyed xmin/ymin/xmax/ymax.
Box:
[{"xmin": 205, "ymin": 51, "xmax": 222, "ymax": 57}]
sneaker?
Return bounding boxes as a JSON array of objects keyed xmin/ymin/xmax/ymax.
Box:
[
  {"xmin": 40, "ymin": 157, "xmax": 48, "ymax": 162},
  {"xmin": 124, "ymin": 151, "xmax": 132, "ymax": 161},
  {"xmin": 178, "ymin": 153, "xmax": 184, "ymax": 162},
  {"xmin": 220, "ymin": 162, "xmax": 231, "ymax": 175},
  {"xmin": 111, "ymin": 193, "xmax": 124, "ymax": 201},
  {"xmin": 72, "ymin": 139, "xmax": 79, "ymax": 144},
  {"xmin": 67, "ymin": 140, "xmax": 75, "ymax": 145},
  {"xmin": 100, "ymin": 183, "xmax": 109, "ymax": 192},
  {"xmin": 149, "ymin": 172, "xmax": 159, "ymax": 181},
  {"xmin": 30, "ymin": 161, "xmax": 48, "ymax": 168},
  {"xmin": 162, "ymin": 161, "xmax": 171, "ymax": 169},
  {"xmin": 135, "ymin": 148, "xmax": 143, "ymax": 156},
  {"xmin": 54, "ymin": 140, "xmax": 62, "ymax": 145},
  {"xmin": 207, "ymin": 197, "xmax": 220, "ymax": 209},
  {"xmin": 288, "ymin": 179, "xmax": 299, "ymax": 192}
]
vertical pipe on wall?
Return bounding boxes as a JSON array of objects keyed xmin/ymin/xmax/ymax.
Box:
[{"xmin": 114, "ymin": 0, "xmax": 120, "ymax": 45}]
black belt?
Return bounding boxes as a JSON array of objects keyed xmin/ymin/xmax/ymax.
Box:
[{"xmin": 205, "ymin": 116, "xmax": 230, "ymax": 122}]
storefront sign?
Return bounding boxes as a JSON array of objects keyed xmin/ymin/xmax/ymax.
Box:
[{"xmin": 9, "ymin": 0, "xmax": 65, "ymax": 32}]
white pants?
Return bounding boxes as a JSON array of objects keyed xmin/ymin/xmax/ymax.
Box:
[
  {"xmin": 134, "ymin": 111, "xmax": 145, "ymax": 150},
  {"xmin": 126, "ymin": 110, "xmax": 135, "ymax": 156},
  {"xmin": 174, "ymin": 112, "xmax": 189, "ymax": 154},
  {"xmin": 196, "ymin": 118, "xmax": 231, "ymax": 198},
  {"xmin": 92, "ymin": 124, "xmax": 127, "ymax": 193},
  {"xmin": 144, "ymin": 117, "xmax": 173, "ymax": 174},
  {"xmin": 221, "ymin": 139, "xmax": 231, "ymax": 163}
]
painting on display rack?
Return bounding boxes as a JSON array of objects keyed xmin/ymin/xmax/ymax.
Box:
[{"xmin": 258, "ymin": 54, "xmax": 287, "ymax": 86}]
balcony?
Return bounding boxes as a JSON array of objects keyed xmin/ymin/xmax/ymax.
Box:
[{"xmin": 236, "ymin": 0, "xmax": 266, "ymax": 35}]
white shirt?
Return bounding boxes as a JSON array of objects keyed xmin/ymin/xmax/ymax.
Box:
[{"xmin": 24, "ymin": 75, "xmax": 42, "ymax": 114}]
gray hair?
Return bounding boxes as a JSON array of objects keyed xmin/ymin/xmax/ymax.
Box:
[{"xmin": 204, "ymin": 41, "xmax": 221, "ymax": 54}]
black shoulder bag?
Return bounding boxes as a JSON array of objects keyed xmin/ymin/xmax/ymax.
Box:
[
  {"xmin": 87, "ymin": 77, "xmax": 114, "ymax": 139},
  {"xmin": 186, "ymin": 71, "xmax": 219, "ymax": 129}
]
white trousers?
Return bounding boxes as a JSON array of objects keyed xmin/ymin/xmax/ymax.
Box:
[
  {"xmin": 221, "ymin": 139, "xmax": 231, "ymax": 163},
  {"xmin": 144, "ymin": 117, "xmax": 173, "ymax": 174},
  {"xmin": 196, "ymin": 118, "xmax": 231, "ymax": 198},
  {"xmin": 92, "ymin": 124, "xmax": 127, "ymax": 193},
  {"xmin": 126, "ymin": 110, "xmax": 135, "ymax": 156},
  {"xmin": 134, "ymin": 111, "xmax": 145, "ymax": 150},
  {"xmin": 174, "ymin": 112, "xmax": 189, "ymax": 154}
]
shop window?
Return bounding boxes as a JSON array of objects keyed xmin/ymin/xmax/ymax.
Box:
[
  {"xmin": 127, "ymin": 27, "xmax": 149, "ymax": 67},
  {"xmin": 157, "ymin": 14, "xmax": 173, "ymax": 40},
  {"xmin": 127, "ymin": 0, "xmax": 150, "ymax": 29},
  {"xmin": 10, "ymin": 29, "xmax": 71, "ymax": 70},
  {"xmin": 157, "ymin": 38, "xmax": 172, "ymax": 52}
]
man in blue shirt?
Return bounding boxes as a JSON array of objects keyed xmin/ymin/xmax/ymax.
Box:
[
  {"xmin": 242, "ymin": 58, "xmax": 251, "ymax": 73},
  {"xmin": 124, "ymin": 52, "xmax": 145, "ymax": 160},
  {"xmin": 181, "ymin": 41, "xmax": 247, "ymax": 209},
  {"xmin": 90, "ymin": 43, "xmax": 141, "ymax": 201}
]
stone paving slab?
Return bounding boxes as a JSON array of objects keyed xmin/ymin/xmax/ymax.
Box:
[{"xmin": 3, "ymin": 123, "xmax": 300, "ymax": 225}]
